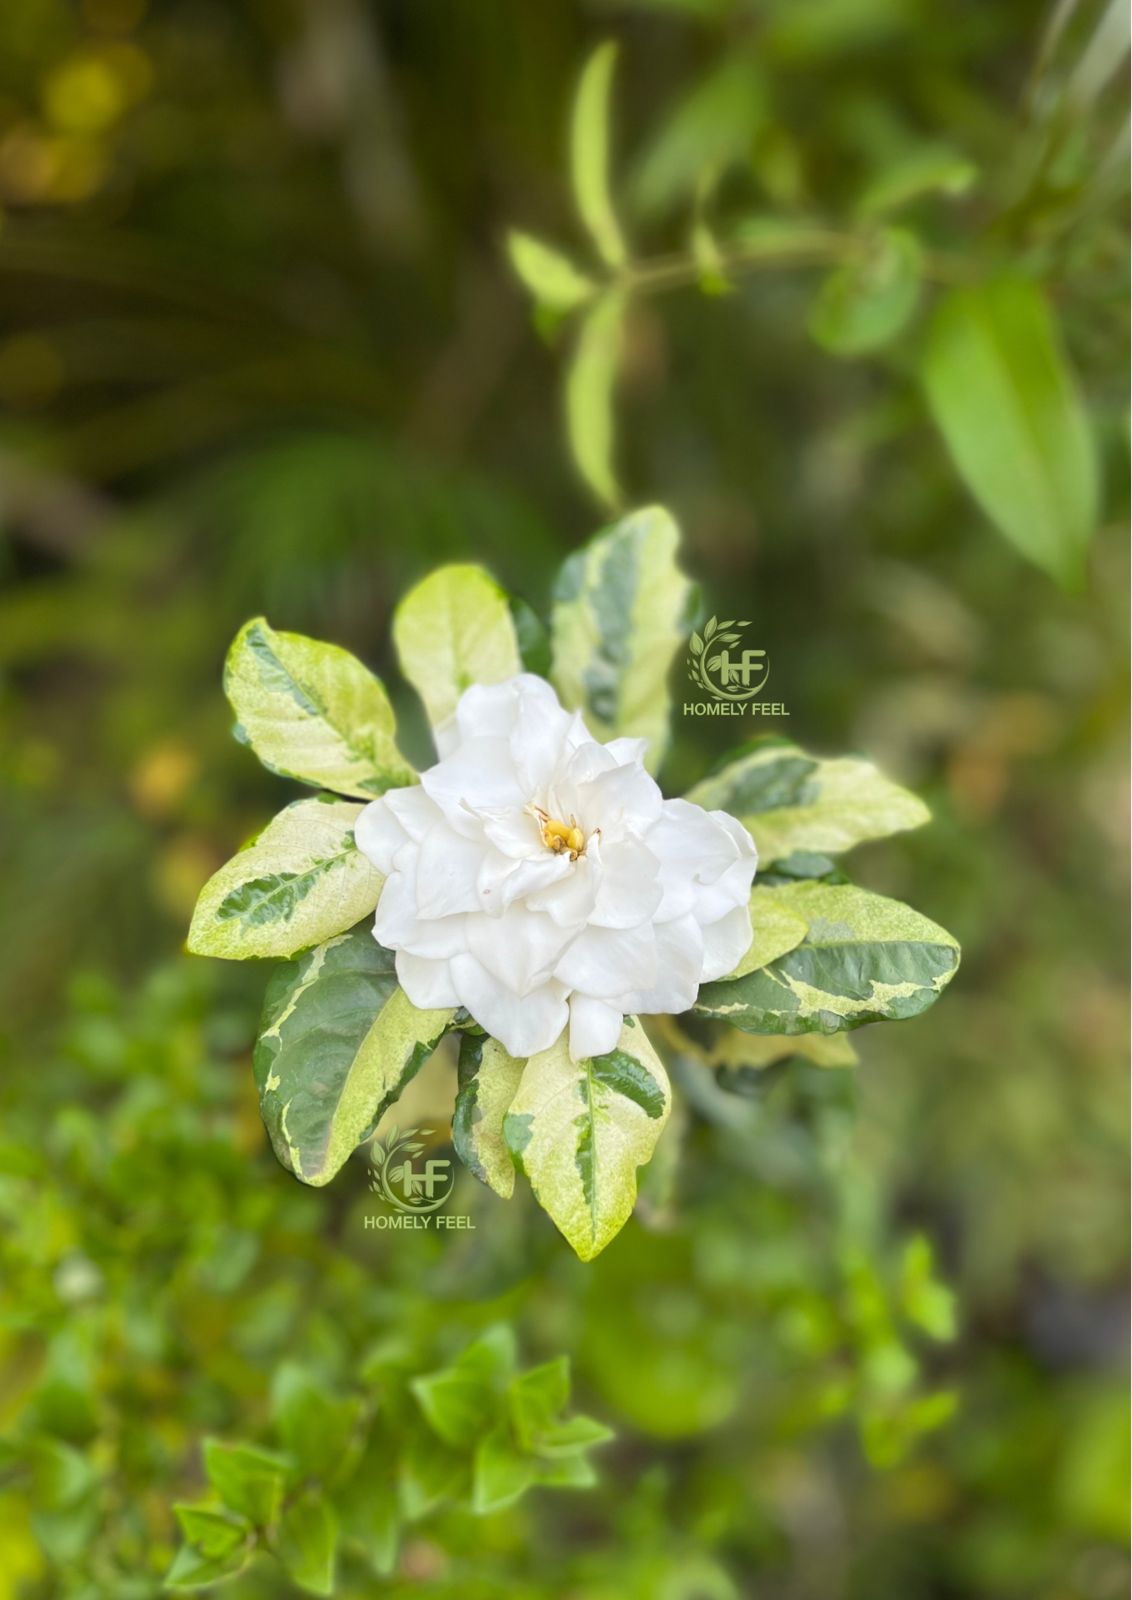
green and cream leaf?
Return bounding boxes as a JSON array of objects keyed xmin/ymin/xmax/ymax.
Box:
[
  {"xmin": 695, "ymin": 881, "xmax": 959, "ymax": 1035},
  {"xmin": 393, "ymin": 564, "xmax": 522, "ymax": 732},
  {"xmin": 687, "ymin": 737, "xmax": 929, "ymax": 862},
  {"xmin": 727, "ymin": 884, "xmax": 811, "ymax": 978},
  {"xmin": 503, "ymin": 1019, "xmax": 670, "ymax": 1262},
  {"xmin": 550, "ymin": 506, "xmax": 694, "ymax": 773},
  {"xmin": 452, "ymin": 1035, "xmax": 525, "ymax": 1200},
  {"xmin": 225, "ymin": 617, "xmax": 414, "ymax": 799},
  {"xmin": 253, "ymin": 926, "xmax": 453, "ymax": 1186},
  {"xmin": 187, "ymin": 797, "xmax": 381, "ymax": 960}
]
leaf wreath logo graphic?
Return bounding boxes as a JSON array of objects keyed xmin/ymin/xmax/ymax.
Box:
[
  {"xmin": 687, "ymin": 616, "xmax": 769, "ymax": 701},
  {"xmin": 368, "ymin": 1126, "xmax": 455, "ymax": 1215}
]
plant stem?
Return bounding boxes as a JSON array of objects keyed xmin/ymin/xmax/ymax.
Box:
[{"xmin": 615, "ymin": 230, "xmax": 971, "ymax": 298}]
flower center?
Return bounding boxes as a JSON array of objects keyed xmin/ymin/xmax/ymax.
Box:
[{"xmin": 533, "ymin": 807, "xmax": 586, "ymax": 861}]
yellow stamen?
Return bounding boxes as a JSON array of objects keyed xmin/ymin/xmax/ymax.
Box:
[{"xmin": 534, "ymin": 809, "xmax": 587, "ymax": 860}]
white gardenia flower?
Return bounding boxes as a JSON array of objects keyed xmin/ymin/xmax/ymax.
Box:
[{"xmin": 354, "ymin": 675, "xmax": 757, "ymax": 1061}]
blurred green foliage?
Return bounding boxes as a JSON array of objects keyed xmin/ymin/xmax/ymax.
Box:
[{"xmin": 0, "ymin": 1, "xmax": 1126, "ymax": 1596}]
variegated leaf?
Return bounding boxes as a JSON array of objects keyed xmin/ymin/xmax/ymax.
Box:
[
  {"xmin": 726, "ymin": 884, "xmax": 811, "ymax": 978},
  {"xmin": 452, "ymin": 1034, "xmax": 525, "ymax": 1200},
  {"xmin": 550, "ymin": 506, "xmax": 694, "ymax": 773},
  {"xmin": 687, "ymin": 737, "xmax": 929, "ymax": 863},
  {"xmin": 254, "ymin": 925, "xmax": 453, "ymax": 1187},
  {"xmin": 503, "ymin": 1019, "xmax": 670, "ymax": 1262},
  {"xmin": 694, "ymin": 881, "xmax": 959, "ymax": 1035},
  {"xmin": 187, "ymin": 797, "xmax": 381, "ymax": 960},
  {"xmin": 225, "ymin": 617, "xmax": 413, "ymax": 799}
]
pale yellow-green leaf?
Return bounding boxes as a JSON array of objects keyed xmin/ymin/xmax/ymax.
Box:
[
  {"xmin": 710, "ymin": 1029, "xmax": 859, "ymax": 1071},
  {"xmin": 503, "ymin": 1019, "xmax": 670, "ymax": 1262},
  {"xmin": 507, "ymin": 231, "xmax": 596, "ymax": 312},
  {"xmin": 550, "ymin": 505, "xmax": 693, "ymax": 772},
  {"xmin": 566, "ymin": 292, "xmax": 624, "ymax": 511},
  {"xmin": 686, "ymin": 738, "xmax": 929, "ymax": 861},
  {"xmin": 453, "ymin": 1034, "xmax": 524, "ymax": 1199},
  {"xmin": 726, "ymin": 884, "xmax": 811, "ymax": 979},
  {"xmin": 392, "ymin": 563, "xmax": 522, "ymax": 731},
  {"xmin": 188, "ymin": 797, "xmax": 381, "ymax": 961},
  {"xmin": 656, "ymin": 1014, "xmax": 858, "ymax": 1072},
  {"xmin": 571, "ymin": 41, "xmax": 627, "ymax": 269},
  {"xmin": 224, "ymin": 617, "xmax": 413, "ymax": 799}
]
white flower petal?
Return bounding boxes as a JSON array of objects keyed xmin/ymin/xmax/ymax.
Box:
[
  {"xmin": 395, "ymin": 949, "xmax": 461, "ymax": 1008},
  {"xmin": 466, "ymin": 905, "xmax": 573, "ymax": 996},
  {"xmin": 622, "ymin": 913, "xmax": 705, "ymax": 1015},
  {"xmin": 355, "ymin": 797, "xmax": 408, "ymax": 875},
  {"xmin": 567, "ymin": 756, "xmax": 663, "ymax": 838},
  {"xmin": 450, "ymin": 952, "xmax": 568, "ymax": 1058},
  {"xmin": 383, "ymin": 784, "xmax": 440, "ymax": 841},
  {"xmin": 568, "ymin": 994, "xmax": 624, "ymax": 1060},
  {"xmin": 366, "ymin": 674, "xmax": 755, "ymax": 1057},
  {"xmin": 650, "ymin": 798, "xmax": 757, "ymax": 922},
  {"xmin": 511, "ymin": 680, "xmax": 578, "ymax": 793},
  {"xmin": 525, "ymin": 853, "xmax": 600, "ymax": 927},
  {"xmin": 602, "ymin": 736, "xmax": 648, "ymax": 766},
  {"xmin": 700, "ymin": 903, "xmax": 754, "ymax": 982},
  {"xmin": 479, "ymin": 805, "xmax": 543, "ymax": 860},
  {"xmin": 373, "ymin": 870, "xmax": 468, "ymax": 958},
  {"xmin": 415, "ymin": 822, "xmax": 484, "ymax": 919},
  {"xmin": 486, "ymin": 852, "xmax": 573, "ymax": 912},
  {"xmin": 420, "ymin": 737, "xmax": 525, "ymax": 833},
  {"xmin": 589, "ymin": 837, "xmax": 662, "ymax": 930},
  {"xmin": 555, "ymin": 921, "xmax": 657, "ymax": 999}
]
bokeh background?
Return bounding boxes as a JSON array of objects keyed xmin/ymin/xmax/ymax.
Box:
[{"xmin": 0, "ymin": 2, "xmax": 1127, "ymax": 1596}]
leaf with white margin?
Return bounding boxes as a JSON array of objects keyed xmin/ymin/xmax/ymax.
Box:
[
  {"xmin": 694, "ymin": 880, "xmax": 959, "ymax": 1036},
  {"xmin": 452, "ymin": 1034, "xmax": 525, "ymax": 1199},
  {"xmin": 550, "ymin": 506, "xmax": 695, "ymax": 774},
  {"xmin": 503, "ymin": 1018, "xmax": 670, "ymax": 1262},
  {"xmin": 253, "ymin": 925, "xmax": 453, "ymax": 1187},
  {"xmin": 392, "ymin": 564, "xmax": 522, "ymax": 731},
  {"xmin": 188, "ymin": 797, "xmax": 382, "ymax": 960},
  {"xmin": 687, "ymin": 736, "xmax": 929, "ymax": 863},
  {"xmin": 225, "ymin": 617, "xmax": 414, "ymax": 799}
]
